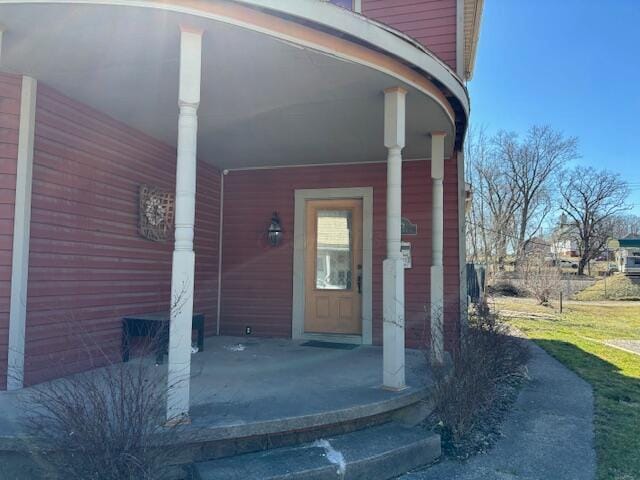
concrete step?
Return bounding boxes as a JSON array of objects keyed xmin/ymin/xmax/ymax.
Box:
[
  {"xmin": 191, "ymin": 422, "xmax": 441, "ymax": 480},
  {"xmin": 166, "ymin": 396, "xmax": 435, "ymax": 465}
]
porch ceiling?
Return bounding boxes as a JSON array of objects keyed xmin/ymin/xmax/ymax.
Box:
[{"xmin": 0, "ymin": 2, "xmax": 456, "ymax": 168}]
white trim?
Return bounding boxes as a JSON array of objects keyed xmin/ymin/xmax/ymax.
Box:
[
  {"xmin": 353, "ymin": 0, "xmax": 362, "ymax": 14},
  {"xmin": 456, "ymin": 0, "xmax": 464, "ymax": 78},
  {"xmin": 292, "ymin": 187, "xmax": 373, "ymax": 345},
  {"xmin": 216, "ymin": 170, "xmax": 225, "ymax": 336},
  {"xmin": 7, "ymin": 76, "xmax": 37, "ymax": 390},
  {"xmin": 0, "ymin": 27, "xmax": 4, "ymax": 66},
  {"xmin": 223, "ymin": 157, "xmax": 431, "ymax": 172},
  {"xmin": 0, "ymin": 0, "xmax": 469, "ymax": 120},
  {"xmin": 457, "ymin": 150, "xmax": 467, "ymax": 330}
]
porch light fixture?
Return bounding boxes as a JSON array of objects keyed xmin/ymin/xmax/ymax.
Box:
[{"xmin": 268, "ymin": 212, "xmax": 283, "ymax": 246}]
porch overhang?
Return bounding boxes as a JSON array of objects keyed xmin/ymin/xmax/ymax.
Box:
[{"xmin": 0, "ymin": 0, "xmax": 467, "ymax": 168}]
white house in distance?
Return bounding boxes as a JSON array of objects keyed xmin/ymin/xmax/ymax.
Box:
[
  {"xmin": 550, "ymin": 214, "xmax": 579, "ymax": 258},
  {"xmin": 611, "ymin": 236, "xmax": 640, "ymax": 275}
]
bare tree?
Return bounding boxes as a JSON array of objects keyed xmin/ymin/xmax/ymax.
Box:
[
  {"xmin": 494, "ymin": 126, "xmax": 578, "ymax": 263},
  {"xmin": 610, "ymin": 213, "xmax": 640, "ymax": 238},
  {"xmin": 560, "ymin": 166, "xmax": 630, "ymax": 275},
  {"xmin": 465, "ymin": 126, "xmax": 520, "ymax": 274}
]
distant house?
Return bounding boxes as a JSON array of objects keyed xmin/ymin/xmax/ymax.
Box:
[
  {"xmin": 551, "ymin": 239, "xmax": 579, "ymax": 257},
  {"xmin": 612, "ymin": 236, "xmax": 640, "ymax": 275},
  {"xmin": 550, "ymin": 214, "xmax": 579, "ymax": 257},
  {"xmin": 524, "ymin": 236, "xmax": 551, "ymax": 256}
]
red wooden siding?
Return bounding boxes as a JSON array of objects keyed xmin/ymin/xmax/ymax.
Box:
[
  {"xmin": 220, "ymin": 159, "xmax": 460, "ymax": 350},
  {"xmin": 0, "ymin": 73, "xmax": 21, "ymax": 390},
  {"xmin": 362, "ymin": 0, "xmax": 458, "ymax": 70},
  {"xmin": 23, "ymin": 84, "xmax": 220, "ymax": 386}
]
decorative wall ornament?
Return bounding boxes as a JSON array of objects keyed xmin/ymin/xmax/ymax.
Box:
[{"xmin": 138, "ymin": 184, "xmax": 174, "ymax": 242}]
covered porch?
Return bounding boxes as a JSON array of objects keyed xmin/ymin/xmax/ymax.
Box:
[
  {"xmin": 0, "ymin": 336, "xmax": 433, "ymax": 450},
  {"xmin": 0, "ymin": 0, "xmax": 468, "ymax": 422}
]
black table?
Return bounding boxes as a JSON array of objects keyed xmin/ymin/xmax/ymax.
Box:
[{"xmin": 121, "ymin": 312, "xmax": 204, "ymax": 364}]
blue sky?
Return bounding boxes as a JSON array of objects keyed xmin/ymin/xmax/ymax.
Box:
[{"xmin": 468, "ymin": 0, "xmax": 640, "ymax": 215}]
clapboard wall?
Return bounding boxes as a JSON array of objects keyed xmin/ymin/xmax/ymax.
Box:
[
  {"xmin": 23, "ymin": 83, "xmax": 220, "ymax": 386},
  {"xmin": 220, "ymin": 158, "xmax": 461, "ymax": 350},
  {"xmin": 362, "ymin": 0, "xmax": 458, "ymax": 70}
]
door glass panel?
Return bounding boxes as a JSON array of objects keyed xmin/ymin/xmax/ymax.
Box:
[{"xmin": 316, "ymin": 210, "xmax": 352, "ymax": 290}]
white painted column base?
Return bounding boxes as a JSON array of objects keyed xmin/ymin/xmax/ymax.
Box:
[
  {"xmin": 383, "ymin": 257, "xmax": 406, "ymax": 390},
  {"xmin": 167, "ymin": 250, "xmax": 195, "ymax": 423},
  {"xmin": 430, "ymin": 132, "xmax": 446, "ymax": 366},
  {"xmin": 430, "ymin": 265, "xmax": 444, "ymax": 365}
]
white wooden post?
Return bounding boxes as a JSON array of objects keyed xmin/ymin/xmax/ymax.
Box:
[
  {"xmin": 430, "ymin": 132, "xmax": 446, "ymax": 365},
  {"xmin": 0, "ymin": 28, "xmax": 5, "ymax": 66},
  {"xmin": 382, "ymin": 87, "xmax": 407, "ymax": 390},
  {"xmin": 167, "ymin": 27, "xmax": 202, "ymax": 423},
  {"xmin": 7, "ymin": 76, "xmax": 37, "ymax": 390}
]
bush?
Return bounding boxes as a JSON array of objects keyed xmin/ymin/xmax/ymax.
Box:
[
  {"xmin": 488, "ymin": 280, "xmax": 525, "ymax": 297},
  {"xmin": 22, "ymin": 355, "xmax": 186, "ymax": 480},
  {"xmin": 430, "ymin": 302, "xmax": 529, "ymax": 454},
  {"xmin": 519, "ymin": 253, "xmax": 562, "ymax": 305}
]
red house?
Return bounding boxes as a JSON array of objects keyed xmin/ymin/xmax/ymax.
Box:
[{"xmin": 0, "ymin": 0, "xmax": 483, "ymax": 422}]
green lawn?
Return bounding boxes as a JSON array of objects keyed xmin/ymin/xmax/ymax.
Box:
[{"xmin": 495, "ymin": 297, "xmax": 640, "ymax": 480}]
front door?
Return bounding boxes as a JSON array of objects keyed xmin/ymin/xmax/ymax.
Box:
[{"xmin": 304, "ymin": 199, "xmax": 363, "ymax": 335}]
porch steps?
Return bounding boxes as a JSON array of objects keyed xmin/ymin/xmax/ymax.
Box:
[
  {"xmin": 167, "ymin": 387, "xmax": 435, "ymax": 465},
  {"xmin": 190, "ymin": 422, "xmax": 441, "ymax": 480}
]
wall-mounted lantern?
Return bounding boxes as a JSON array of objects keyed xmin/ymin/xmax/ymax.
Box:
[{"xmin": 268, "ymin": 212, "xmax": 283, "ymax": 247}]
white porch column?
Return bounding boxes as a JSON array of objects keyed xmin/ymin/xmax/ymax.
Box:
[
  {"xmin": 430, "ymin": 132, "xmax": 446, "ymax": 365},
  {"xmin": 7, "ymin": 76, "xmax": 37, "ymax": 390},
  {"xmin": 167, "ymin": 27, "xmax": 202, "ymax": 423},
  {"xmin": 382, "ymin": 87, "xmax": 406, "ymax": 390}
]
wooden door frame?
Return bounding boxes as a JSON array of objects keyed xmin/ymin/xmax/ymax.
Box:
[{"xmin": 292, "ymin": 187, "xmax": 373, "ymax": 344}]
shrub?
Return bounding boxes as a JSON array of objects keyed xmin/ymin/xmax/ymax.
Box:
[
  {"xmin": 488, "ymin": 280, "xmax": 524, "ymax": 297},
  {"xmin": 430, "ymin": 302, "xmax": 529, "ymax": 453},
  {"xmin": 519, "ymin": 253, "xmax": 562, "ymax": 305},
  {"xmin": 22, "ymin": 352, "xmax": 186, "ymax": 480}
]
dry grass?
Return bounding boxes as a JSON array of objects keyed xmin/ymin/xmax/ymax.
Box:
[{"xmin": 574, "ymin": 274, "xmax": 640, "ymax": 301}]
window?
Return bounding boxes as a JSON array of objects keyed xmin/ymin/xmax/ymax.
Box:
[{"xmin": 315, "ymin": 210, "xmax": 353, "ymax": 290}]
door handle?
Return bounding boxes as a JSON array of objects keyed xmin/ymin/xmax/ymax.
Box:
[{"xmin": 357, "ymin": 264, "xmax": 362, "ymax": 294}]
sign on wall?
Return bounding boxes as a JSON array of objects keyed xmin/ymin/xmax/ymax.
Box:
[
  {"xmin": 401, "ymin": 217, "xmax": 417, "ymax": 235},
  {"xmin": 401, "ymin": 241, "xmax": 412, "ymax": 269}
]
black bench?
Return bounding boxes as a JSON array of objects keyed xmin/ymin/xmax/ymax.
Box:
[{"xmin": 121, "ymin": 312, "xmax": 204, "ymax": 364}]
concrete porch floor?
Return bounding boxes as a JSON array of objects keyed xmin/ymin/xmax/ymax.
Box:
[
  {"xmin": 186, "ymin": 337, "xmax": 432, "ymax": 430},
  {"xmin": 0, "ymin": 336, "xmax": 433, "ymax": 449}
]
